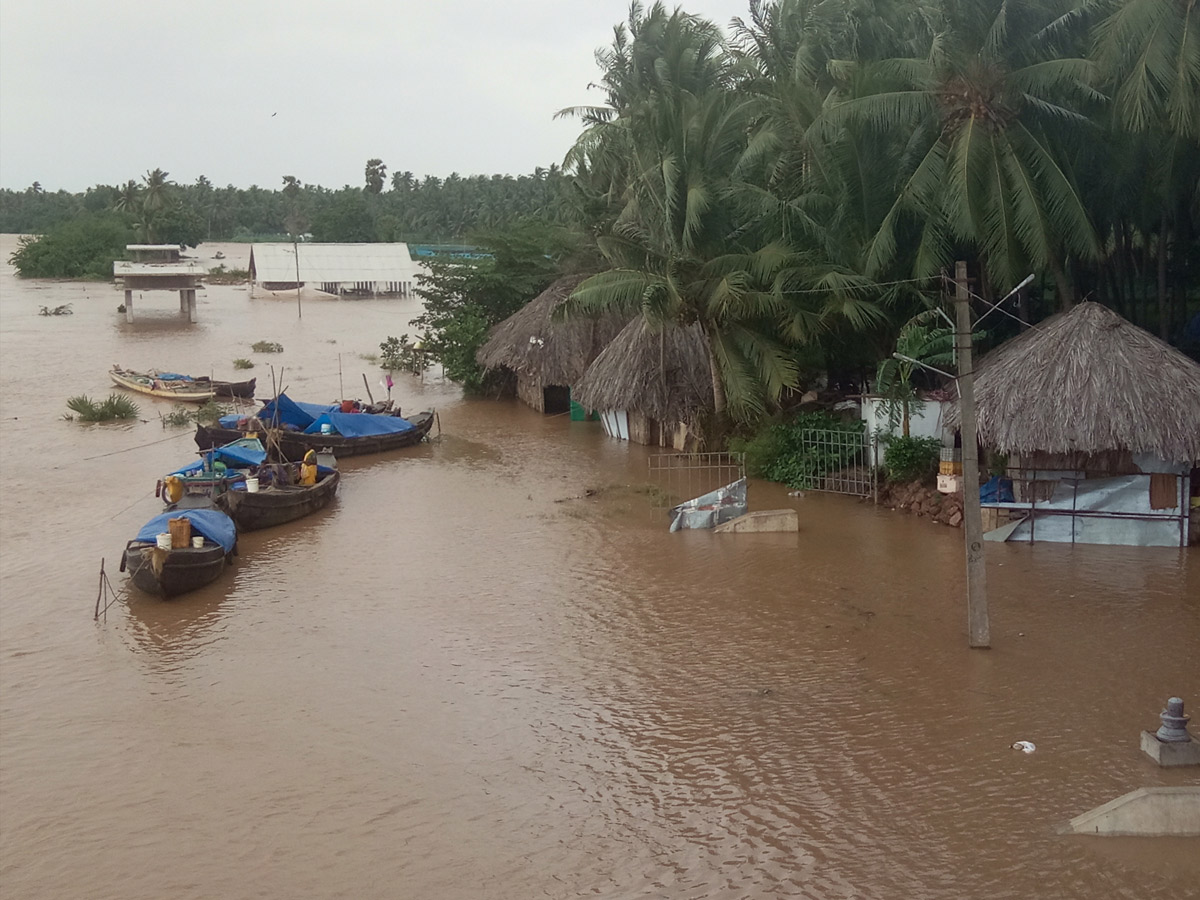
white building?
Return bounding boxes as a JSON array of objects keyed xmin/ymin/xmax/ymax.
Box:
[{"xmin": 248, "ymin": 243, "xmax": 422, "ymax": 297}]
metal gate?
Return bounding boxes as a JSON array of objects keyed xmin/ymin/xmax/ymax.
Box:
[
  {"xmin": 792, "ymin": 428, "xmax": 877, "ymax": 500},
  {"xmin": 647, "ymin": 451, "xmax": 746, "ymax": 510}
]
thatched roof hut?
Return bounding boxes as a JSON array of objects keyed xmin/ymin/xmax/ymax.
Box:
[
  {"xmin": 575, "ymin": 316, "xmax": 713, "ymax": 448},
  {"xmin": 476, "ymin": 275, "xmax": 625, "ymax": 413},
  {"xmin": 951, "ymin": 301, "xmax": 1200, "ymax": 463}
]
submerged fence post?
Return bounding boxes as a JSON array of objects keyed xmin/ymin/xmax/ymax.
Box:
[{"xmin": 955, "ymin": 261, "xmax": 990, "ymax": 648}]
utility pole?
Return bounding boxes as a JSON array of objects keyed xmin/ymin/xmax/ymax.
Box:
[
  {"xmin": 292, "ymin": 237, "xmax": 302, "ymax": 319},
  {"xmin": 955, "ymin": 260, "xmax": 990, "ymax": 648}
]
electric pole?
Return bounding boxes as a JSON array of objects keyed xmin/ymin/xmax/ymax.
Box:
[{"xmin": 955, "ymin": 260, "xmax": 990, "ymax": 648}]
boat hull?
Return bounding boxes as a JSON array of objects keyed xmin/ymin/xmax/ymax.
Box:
[
  {"xmin": 110, "ymin": 368, "xmax": 215, "ymax": 402},
  {"xmin": 121, "ymin": 542, "xmax": 231, "ymax": 597},
  {"xmin": 194, "ymin": 411, "xmax": 435, "ymax": 460},
  {"xmin": 214, "ymin": 470, "xmax": 340, "ymax": 531}
]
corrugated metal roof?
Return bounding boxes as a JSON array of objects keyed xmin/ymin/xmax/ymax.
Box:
[{"xmin": 250, "ymin": 243, "xmax": 417, "ymax": 284}]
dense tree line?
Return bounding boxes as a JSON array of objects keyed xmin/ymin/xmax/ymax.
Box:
[
  {"xmin": 0, "ymin": 165, "xmax": 575, "ymax": 247},
  {"xmin": 551, "ymin": 0, "xmax": 1200, "ymax": 424}
]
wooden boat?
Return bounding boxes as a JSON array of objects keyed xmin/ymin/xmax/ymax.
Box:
[
  {"xmin": 120, "ymin": 509, "xmax": 237, "ymax": 598},
  {"xmin": 195, "ymin": 407, "xmax": 435, "ymax": 460},
  {"xmin": 202, "ymin": 376, "xmax": 256, "ymax": 399},
  {"xmin": 214, "ymin": 466, "xmax": 340, "ymax": 531},
  {"xmin": 111, "ymin": 366, "xmax": 214, "ymax": 401},
  {"xmin": 162, "ymin": 440, "xmax": 341, "ymax": 531},
  {"xmin": 109, "ymin": 366, "xmax": 256, "ymax": 402}
]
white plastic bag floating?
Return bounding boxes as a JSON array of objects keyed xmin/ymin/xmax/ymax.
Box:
[
  {"xmin": 669, "ymin": 478, "xmax": 748, "ymax": 532},
  {"xmin": 1011, "ymin": 740, "xmax": 1036, "ymax": 753}
]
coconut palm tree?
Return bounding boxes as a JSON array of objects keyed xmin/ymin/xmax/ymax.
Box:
[
  {"xmin": 819, "ymin": 0, "xmax": 1101, "ymax": 303},
  {"xmin": 1092, "ymin": 0, "xmax": 1200, "ymax": 141},
  {"xmin": 113, "ymin": 179, "xmax": 140, "ymax": 214}
]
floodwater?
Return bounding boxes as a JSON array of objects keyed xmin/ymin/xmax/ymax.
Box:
[{"xmin": 0, "ymin": 234, "xmax": 1197, "ymax": 900}]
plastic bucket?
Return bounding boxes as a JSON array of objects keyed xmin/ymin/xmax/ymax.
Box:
[
  {"xmin": 191, "ymin": 536, "xmax": 204, "ymax": 549},
  {"xmin": 168, "ymin": 516, "xmax": 192, "ymax": 549},
  {"xmin": 245, "ymin": 476, "xmax": 259, "ymax": 493},
  {"xmin": 155, "ymin": 533, "xmax": 172, "ymax": 550}
]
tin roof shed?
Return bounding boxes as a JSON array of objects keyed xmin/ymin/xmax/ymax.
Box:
[{"xmin": 248, "ymin": 243, "xmax": 419, "ymax": 288}]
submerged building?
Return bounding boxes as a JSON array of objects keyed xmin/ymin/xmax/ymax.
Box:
[
  {"xmin": 953, "ymin": 302, "xmax": 1200, "ymax": 547},
  {"xmin": 248, "ymin": 243, "xmax": 421, "ymax": 297}
]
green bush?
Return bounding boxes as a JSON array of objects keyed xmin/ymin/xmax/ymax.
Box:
[
  {"xmin": 65, "ymin": 394, "xmax": 140, "ymax": 422},
  {"xmin": 251, "ymin": 340, "xmax": 283, "ymax": 353},
  {"xmin": 378, "ymin": 334, "xmax": 413, "ymax": 371},
  {"xmin": 9, "ymin": 213, "xmax": 132, "ymax": 279},
  {"xmin": 883, "ymin": 435, "xmax": 942, "ymax": 483},
  {"xmin": 730, "ymin": 412, "xmax": 865, "ymax": 489},
  {"xmin": 232, "ymin": 358, "xmax": 254, "ymax": 369}
]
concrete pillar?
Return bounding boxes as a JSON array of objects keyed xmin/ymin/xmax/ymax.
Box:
[
  {"xmin": 124, "ymin": 290, "xmax": 134, "ymax": 323},
  {"xmin": 186, "ymin": 289, "xmax": 197, "ymax": 323},
  {"xmin": 179, "ymin": 289, "xmax": 187, "ymax": 313}
]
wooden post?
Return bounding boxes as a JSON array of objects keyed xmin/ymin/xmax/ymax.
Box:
[{"xmin": 955, "ymin": 261, "xmax": 990, "ymax": 648}]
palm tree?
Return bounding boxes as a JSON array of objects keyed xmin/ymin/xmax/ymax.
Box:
[
  {"xmin": 1093, "ymin": 0, "xmax": 1200, "ymax": 141},
  {"xmin": 819, "ymin": 0, "xmax": 1101, "ymax": 303},
  {"xmin": 142, "ymin": 168, "xmax": 171, "ymax": 213},
  {"xmin": 364, "ymin": 159, "xmax": 387, "ymax": 194},
  {"xmin": 113, "ymin": 180, "xmax": 140, "ymax": 213}
]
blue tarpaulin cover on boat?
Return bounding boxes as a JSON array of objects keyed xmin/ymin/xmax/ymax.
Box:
[
  {"xmin": 134, "ymin": 509, "xmax": 237, "ymax": 552},
  {"xmin": 218, "ymin": 393, "xmax": 337, "ymax": 429},
  {"xmin": 170, "ymin": 441, "xmax": 267, "ymax": 475},
  {"xmin": 303, "ymin": 411, "xmax": 416, "ymax": 437},
  {"xmin": 155, "ymin": 372, "xmax": 192, "ymax": 381}
]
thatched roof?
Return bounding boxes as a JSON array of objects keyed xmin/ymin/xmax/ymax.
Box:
[
  {"xmin": 574, "ymin": 316, "xmax": 714, "ymax": 425},
  {"xmin": 950, "ymin": 301, "xmax": 1200, "ymax": 461},
  {"xmin": 476, "ymin": 275, "xmax": 624, "ymax": 386}
]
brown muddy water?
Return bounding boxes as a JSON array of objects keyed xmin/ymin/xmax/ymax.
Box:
[{"xmin": 0, "ymin": 235, "xmax": 1197, "ymax": 900}]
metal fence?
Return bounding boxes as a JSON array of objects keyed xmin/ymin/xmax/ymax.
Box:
[
  {"xmin": 647, "ymin": 451, "xmax": 746, "ymax": 510},
  {"xmin": 793, "ymin": 428, "xmax": 878, "ymax": 500}
]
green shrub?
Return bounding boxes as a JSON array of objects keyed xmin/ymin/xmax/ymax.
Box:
[
  {"xmin": 379, "ymin": 334, "xmax": 420, "ymax": 372},
  {"xmin": 232, "ymin": 358, "xmax": 254, "ymax": 369},
  {"xmin": 730, "ymin": 412, "xmax": 865, "ymax": 489},
  {"xmin": 251, "ymin": 340, "xmax": 283, "ymax": 353},
  {"xmin": 161, "ymin": 406, "xmax": 194, "ymax": 428},
  {"xmin": 883, "ymin": 435, "xmax": 942, "ymax": 483},
  {"xmin": 10, "ymin": 213, "xmax": 132, "ymax": 279},
  {"xmin": 66, "ymin": 394, "xmax": 140, "ymax": 422}
]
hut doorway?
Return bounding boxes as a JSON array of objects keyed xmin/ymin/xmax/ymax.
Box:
[{"xmin": 542, "ymin": 385, "xmax": 570, "ymax": 415}]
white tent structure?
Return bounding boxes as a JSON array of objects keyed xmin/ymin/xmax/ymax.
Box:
[{"xmin": 249, "ymin": 243, "xmax": 422, "ymax": 297}]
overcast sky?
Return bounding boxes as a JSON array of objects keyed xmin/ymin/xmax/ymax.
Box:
[{"xmin": 0, "ymin": 0, "xmax": 753, "ymax": 193}]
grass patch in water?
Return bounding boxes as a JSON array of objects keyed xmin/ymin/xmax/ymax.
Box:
[
  {"xmin": 251, "ymin": 340, "xmax": 283, "ymax": 353},
  {"xmin": 232, "ymin": 358, "xmax": 254, "ymax": 369},
  {"xmin": 66, "ymin": 394, "xmax": 140, "ymax": 422}
]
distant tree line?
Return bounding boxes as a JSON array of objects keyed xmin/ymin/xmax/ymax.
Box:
[{"xmin": 0, "ymin": 164, "xmax": 577, "ymax": 247}]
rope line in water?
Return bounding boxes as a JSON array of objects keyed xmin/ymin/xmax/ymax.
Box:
[{"xmin": 80, "ymin": 430, "xmax": 193, "ymax": 461}]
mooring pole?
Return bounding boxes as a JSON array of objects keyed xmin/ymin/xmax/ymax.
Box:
[
  {"xmin": 955, "ymin": 261, "xmax": 990, "ymax": 648},
  {"xmin": 293, "ymin": 237, "xmax": 302, "ymax": 319}
]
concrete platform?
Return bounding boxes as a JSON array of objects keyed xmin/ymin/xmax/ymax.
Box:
[
  {"xmin": 1062, "ymin": 787, "xmax": 1200, "ymax": 836},
  {"xmin": 713, "ymin": 509, "xmax": 799, "ymax": 533},
  {"xmin": 1141, "ymin": 731, "xmax": 1200, "ymax": 766}
]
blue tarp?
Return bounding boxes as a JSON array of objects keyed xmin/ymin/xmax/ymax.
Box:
[
  {"xmin": 303, "ymin": 411, "xmax": 416, "ymax": 437},
  {"xmin": 219, "ymin": 393, "xmax": 338, "ymax": 429},
  {"xmin": 170, "ymin": 441, "xmax": 267, "ymax": 475},
  {"xmin": 134, "ymin": 509, "xmax": 237, "ymax": 553},
  {"xmin": 155, "ymin": 372, "xmax": 192, "ymax": 381},
  {"xmin": 980, "ymin": 476, "xmax": 1015, "ymax": 503}
]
